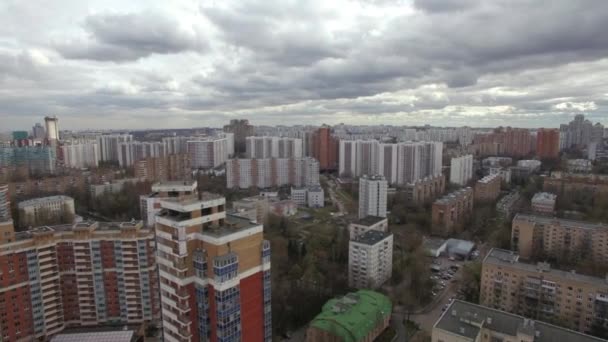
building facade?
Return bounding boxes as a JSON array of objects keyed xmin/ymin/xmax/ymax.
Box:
[
  {"xmin": 0, "ymin": 220, "xmax": 160, "ymax": 341},
  {"xmin": 560, "ymin": 114, "xmax": 604, "ymax": 150},
  {"xmin": 543, "ymin": 172, "xmax": 608, "ymax": 197},
  {"xmin": 358, "ymin": 175, "xmax": 388, "ymax": 219},
  {"xmin": 140, "ymin": 180, "xmax": 197, "ymax": 228},
  {"xmin": 475, "ymin": 173, "xmax": 502, "ymax": 202},
  {"xmin": 117, "ymin": 141, "xmax": 167, "ymax": 168},
  {"xmin": 536, "ymin": 128, "xmax": 560, "ymax": 159},
  {"xmin": 96, "ymin": 134, "xmax": 133, "ymax": 162},
  {"xmin": 0, "ymin": 184, "xmax": 10, "ymax": 223},
  {"xmin": 348, "ymin": 230, "xmax": 393, "ymax": 289},
  {"xmin": 348, "ymin": 216, "xmax": 389, "ymax": 240},
  {"xmin": 431, "ymin": 187, "xmax": 474, "ymax": 237},
  {"xmin": 496, "ymin": 191, "xmax": 522, "ymax": 219},
  {"xmin": 312, "ymin": 126, "xmax": 338, "ymax": 171},
  {"xmin": 450, "ymin": 154, "xmax": 473, "ymax": 186},
  {"xmin": 404, "ymin": 174, "xmax": 446, "ymax": 205},
  {"xmin": 511, "ymin": 214, "xmax": 608, "ymax": 262},
  {"xmin": 531, "ymin": 192, "xmax": 557, "ymax": 215},
  {"xmin": 226, "ymin": 157, "xmax": 319, "ymax": 189},
  {"xmin": 187, "ymin": 136, "xmax": 230, "ymax": 169},
  {"xmin": 223, "ymin": 119, "xmax": 254, "ymax": 154},
  {"xmin": 245, "ymin": 136, "xmax": 303, "ymax": 159},
  {"xmin": 18, "ymin": 195, "xmax": 75, "ymax": 227},
  {"xmin": 155, "ymin": 192, "xmax": 271, "ymax": 342},
  {"xmin": 134, "ymin": 154, "xmax": 191, "ymax": 182},
  {"xmin": 61, "ymin": 142, "xmax": 100, "ymax": 168},
  {"xmin": 480, "ymin": 248, "xmax": 608, "ymax": 335}
]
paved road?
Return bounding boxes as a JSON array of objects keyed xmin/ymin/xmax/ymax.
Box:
[{"xmin": 326, "ymin": 178, "xmax": 347, "ymax": 216}]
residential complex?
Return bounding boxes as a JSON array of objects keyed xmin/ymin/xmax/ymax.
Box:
[
  {"xmin": 339, "ymin": 140, "xmax": 443, "ymax": 185},
  {"xmin": 226, "ymin": 157, "xmax": 319, "ymax": 189},
  {"xmin": 472, "ymin": 127, "xmax": 534, "ymax": 157},
  {"xmin": 0, "ymin": 219, "xmax": 160, "ymax": 341},
  {"xmin": 433, "ymin": 300, "xmax": 603, "ymax": 342},
  {"xmin": 404, "ymin": 174, "xmax": 446, "ymax": 205},
  {"xmin": 306, "ymin": 290, "xmax": 391, "ymax": 342},
  {"xmin": 480, "ymin": 248, "xmax": 608, "ymax": 334},
  {"xmin": 223, "ymin": 119, "xmax": 254, "ymax": 153},
  {"xmin": 61, "ymin": 141, "xmax": 100, "ymax": 168},
  {"xmin": 474, "ymin": 173, "xmax": 502, "ymax": 202},
  {"xmin": 531, "ymin": 192, "xmax": 557, "ymax": 215},
  {"xmin": 348, "ymin": 230, "xmax": 393, "ymax": 289},
  {"xmin": 431, "ymin": 187, "xmax": 474, "ymax": 237},
  {"xmin": 155, "ymin": 191, "xmax": 271, "ymax": 342},
  {"xmin": 140, "ymin": 180, "xmax": 198, "ymax": 227},
  {"xmin": 245, "ymin": 136, "xmax": 303, "ymax": 159},
  {"xmin": 134, "ymin": 154, "xmax": 191, "ymax": 182},
  {"xmin": 97, "ymin": 134, "xmax": 133, "ymax": 162},
  {"xmin": 512, "ymin": 214, "xmax": 608, "ymax": 262},
  {"xmin": 117, "ymin": 141, "xmax": 167, "ymax": 167},
  {"xmin": 536, "ymin": 128, "xmax": 560, "ymax": 159},
  {"xmin": 290, "ymin": 186, "xmax": 324, "ymax": 208},
  {"xmin": 450, "ymin": 154, "xmax": 473, "ymax": 186},
  {"xmin": 187, "ymin": 135, "xmax": 231, "ymax": 169},
  {"xmin": 560, "ymin": 114, "xmax": 604, "ymax": 150},
  {"xmin": 0, "ymin": 145, "xmax": 57, "ymax": 175},
  {"xmin": 543, "ymin": 172, "xmax": 608, "ymax": 196},
  {"xmin": 18, "ymin": 195, "xmax": 75, "ymax": 227},
  {"xmin": 358, "ymin": 174, "xmax": 388, "ymax": 219},
  {"xmin": 312, "ymin": 126, "xmax": 339, "ymax": 171}
]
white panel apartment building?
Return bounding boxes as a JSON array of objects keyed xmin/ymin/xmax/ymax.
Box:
[
  {"xmin": 188, "ymin": 135, "xmax": 230, "ymax": 169},
  {"xmin": 358, "ymin": 174, "xmax": 388, "ymax": 219},
  {"xmin": 348, "ymin": 230, "xmax": 393, "ymax": 289},
  {"xmin": 339, "ymin": 140, "xmax": 443, "ymax": 185},
  {"xmin": 246, "ymin": 136, "xmax": 303, "ymax": 159},
  {"xmin": 226, "ymin": 157, "xmax": 320, "ymax": 189},
  {"xmin": 450, "ymin": 154, "xmax": 474, "ymax": 186},
  {"xmin": 61, "ymin": 141, "xmax": 100, "ymax": 168},
  {"xmin": 117, "ymin": 141, "xmax": 167, "ymax": 167},
  {"xmin": 96, "ymin": 133, "xmax": 133, "ymax": 162}
]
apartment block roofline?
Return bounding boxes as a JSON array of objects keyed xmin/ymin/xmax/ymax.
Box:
[{"xmin": 514, "ymin": 213, "xmax": 608, "ymax": 231}]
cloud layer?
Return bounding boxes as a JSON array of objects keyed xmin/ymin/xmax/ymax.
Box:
[{"xmin": 1, "ymin": 0, "xmax": 608, "ymax": 130}]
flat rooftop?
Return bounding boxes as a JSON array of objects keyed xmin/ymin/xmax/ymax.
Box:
[
  {"xmin": 352, "ymin": 229, "xmax": 391, "ymax": 245},
  {"xmin": 152, "ymin": 180, "xmax": 197, "ymax": 189},
  {"xmin": 435, "ymin": 187, "xmax": 472, "ymax": 204},
  {"xmin": 201, "ymin": 214, "xmax": 260, "ymax": 238},
  {"xmin": 483, "ymin": 248, "xmax": 608, "ymax": 287},
  {"xmin": 354, "ymin": 215, "xmax": 387, "ymax": 226},
  {"xmin": 13, "ymin": 220, "xmax": 146, "ymax": 241},
  {"xmin": 18, "ymin": 195, "xmax": 73, "ymax": 207},
  {"xmin": 514, "ymin": 213, "xmax": 608, "ymax": 231},
  {"xmin": 51, "ymin": 330, "xmax": 135, "ymax": 342},
  {"xmin": 435, "ymin": 300, "xmax": 604, "ymax": 342}
]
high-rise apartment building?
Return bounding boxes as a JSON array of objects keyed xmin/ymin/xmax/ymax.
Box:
[
  {"xmin": 358, "ymin": 175, "xmax": 388, "ymax": 219},
  {"xmin": 431, "ymin": 187, "xmax": 474, "ymax": 237},
  {"xmin": 96, "ymin": 134, "xmax": 133, "ymax": 162},
  {"xmin": 44, "ymin": 116, "xmax": 59, "ymax": 142},
  {"xmin": 512, "ymin": 214, "xmax": 608, "ymax": 262},
  {"xmin": 223, "ymin": 119, "xmax": 254, "ymax": 154},
  {"xmin": 0, "ymin": 220, "xmax": 160, "ymax": 341},
  {"xmin": 245, "ymin": 136, "xmax": 303, "ymax": 159},
  {"xmin": 474, "ymin": 173, "xmax": 502, "ymax": 202},
  {"xmin": 480, "ymin": 248, "xmax": 608, "ymax": 335},
  {"xmin": 473, "ymin": 127, "xmax": 534, "ymax": 157},
  {"xmin": 433, "ymin": 300, "xmax": 602, "ymax": 342},
  {"xmin": 536, "ymin": 128, "xmax": 560, "ymax": 159},
  {"xmin": 560, "ymin": 114, "xmax": 604, "ymax": 150},
  {"xmin": 32, "ymin": 123, "xmax": 45, "ymax": 140},
  {"xmin": 187, "ymin": 136, "xmax": 230, "ymax": 169},
  {"xmin": 61, "ymin": 141, "xmax": 100, "ymax": 168},
  {"xmin": 450, "ymin": 154, "xmax": 473, "ymax": 186},
  {"xmin": 155, "ymin": 191, "xmax": 271, "ymax": 342},
  {"xmin": 140, "ymin": 180, "xmax": 197, "ymax": 227},
  {"xmin": 312, "ymin": 126, "xmax": 338, "ymax": 171},
  {"xmin": 0, "ymin": 146, "xmax": 57, "ymax": 175},
  {"xmin": 117, "ymin": 141, "xmax": 167, "ymax": 167},
  {"xmin": 0, "ymin": 184, "xmax": 10, "ymax": 223},
  {"xmin": 339, "ymin": 140, "xmax": 380, "ymax": 179},
  {"xmin": 226, "ymin": 157, "xmax": 320, "ymax": 189},
  {"xmin": 163, "ymin": 136, "xmax": 192, "ymax": 155},
  {"xmin": 348, "ymin": 230, "xmax": 393, "ymax": 289},
  {"xmin": 134, "ymin": 154, "xmax": 191, "ymax": 182}
]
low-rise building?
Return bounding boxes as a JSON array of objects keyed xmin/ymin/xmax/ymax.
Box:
[
  {"xmin": 89, "ymin": 177, "xmax": 142, "ymax": 197},
  {"xmin": 512, "ymin": 214, "xmax": 608, "ymax": 262},
  {"xmin": 306, "ymin": 290, "xmax": 391, "ymax": 342},
  {"xmin": 511, "ymin": 159, "xmax": 542, "ymax": 182},
  {"xmin": 496, "ymin": 191, "xmax": 523, "ymax": 219},
  {"xmin": 543, "ymin": 172, "xmax": 608, "ymax": 196},
  {"xmin": 433, "ymin": 300, "xmax": 603, "ymax": 342},
  {"xmin": 488, "ymin": 166, "xmax": 512, "ymax": 184},
  {"xmin": 475, "ymin": 173, "xmax": 502, "ymax": 202},
  {"xmin": 348, "ymin": 216, "xmax": 389, "ymax": 240},
  {"xmin": 307, "ymin": 185, "xmax": 325, "ymax": 208},
  {"xmin": 404, "ymin": 174, "xmax": 445, "ymax": 205},
  {"xmin": 567, "ymin": 159, "xmax": 593, "ymax": 173},
  {"xmin": 482, "ymin": 156, "xmax": 513, "ymax": 168},
  {"xmin": 348, "ymin": 230, "xmax": 393, "ymax": 289},
  {"xmin": 531, "ymin": 192, "xmax": 557, "ymax": 215},
  {"xmin": 232, "ymin": 195, "xmax": 270, "ymax": 224},
  {"xmin": 480, "ymin": 248, "xmax": 608, "ymax": 334},
  {"xmin": 291, "ymin": 187, "xmax": 308, "ymax": 206},
  {"xmin": 270, "ymin": 199, "xmax": 298, "ymax": 217},
  {"xmin": 431, "ymin": 188, "xmax": 474, "ymax": 237},
  {"xmin": 18, "ymin": 195, "xmax": 75, "ymax": 227}
]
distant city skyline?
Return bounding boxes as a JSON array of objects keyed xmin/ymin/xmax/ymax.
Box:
[{"xmin": 2, "ymin": 1, "xmax": 608, "ymax": 130}]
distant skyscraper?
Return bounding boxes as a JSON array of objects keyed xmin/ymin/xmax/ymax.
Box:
[
  {"xmin": 559, "ymin": 114, "xmax": 604, "ymax": 150},
  {"xmin": 44, "ymin": 116, "xmax": 59, "ymax": 141},
  {"xmin": 32, "ymin": 123, "xmax": 45, "ymax": 140},
  {"xmin": 536, "ymin": 128, "xmax": 560, "ymax": 159},
  {"xmin": 187, "ymin": 135, "xmax": 230, "ymax": 169},
  {"xmin": 358, "ymin": 174, "xmax": 388, "ymax": 219},
  {"xmin": 450, "ymin": 154, "xmax": 473, "ymax": 186},
  {"xmin": 96, "ymin": 133, "xmax": 133, "ymax": 162},
  {"xmin": 223, "ymin": 119, "xmax": 254, "ymax": 154}
]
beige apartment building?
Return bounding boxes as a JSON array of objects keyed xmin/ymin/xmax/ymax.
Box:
[
  {"xmin": 431, "ymin": 187, "xmax": 474, "ymax": 237},
  {"xmin": 511, "ymin": 214, "xmax": 608, "ymax": 262},
  {"xmin": 433, "ymin": 300, "xmax": 603, "ymax": 342},
  {"xmin": 475, "ymin": 173, "xmax": 502, "ymax": 202},
  {"xmin": 404, "ymin": 174, "xmax": 445, "ymax": 205},
  {"xmin": 480, "ymin": 248, "xmax": 608, "ymax": 334}
]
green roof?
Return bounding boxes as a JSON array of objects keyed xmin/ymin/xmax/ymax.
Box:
[{"xmin": 309, "ymin": 290, "xmax": 392, "ymax": 342}]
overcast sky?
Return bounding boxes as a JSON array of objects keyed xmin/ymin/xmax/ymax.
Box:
[{"xmin": 1, "ymin": 0, "xmax": 608, "ymax": 130}]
